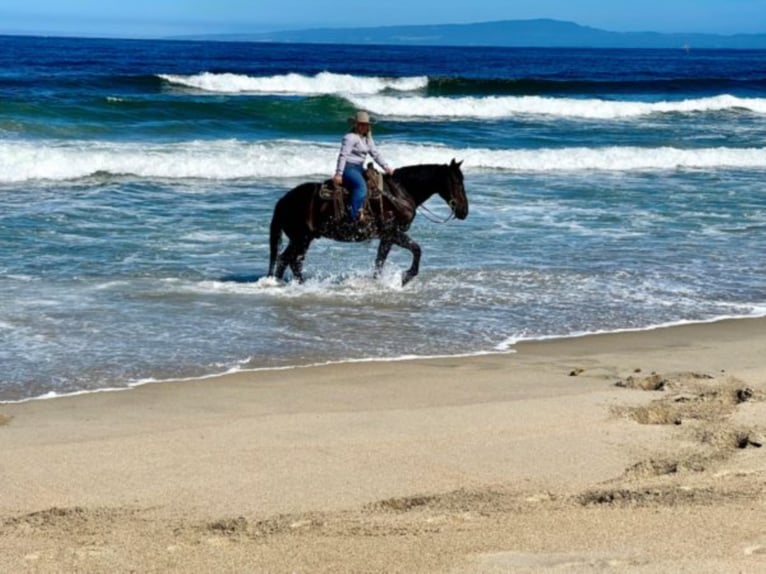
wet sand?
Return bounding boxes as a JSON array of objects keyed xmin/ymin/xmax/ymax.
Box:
[{"xmin": 1, "ymin": 318, "xmax": 765, "ymax": 573}]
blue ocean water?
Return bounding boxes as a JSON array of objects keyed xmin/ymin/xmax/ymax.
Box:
[{"xmin": 1, "ymin": 36, "xmax": 766, "ymax": 401}]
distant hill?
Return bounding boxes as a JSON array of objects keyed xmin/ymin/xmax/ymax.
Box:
[{"xmin": 174, "ymin": 19, "xmax": 766, "ymax": 49}]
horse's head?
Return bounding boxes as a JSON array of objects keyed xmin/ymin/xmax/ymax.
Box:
[{"xmin": 440, "ymin": 158, "xmax": 468, "ymax": 220}]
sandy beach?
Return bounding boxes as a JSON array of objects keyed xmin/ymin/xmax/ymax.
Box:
[{"xmin": 1, "ymin": 318, "xmax": 765, "ymax": 573}]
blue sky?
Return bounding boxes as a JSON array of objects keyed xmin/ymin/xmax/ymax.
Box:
[{"xmin": 0, "ymin": 0, "xmax": 764, "ymax": 38}]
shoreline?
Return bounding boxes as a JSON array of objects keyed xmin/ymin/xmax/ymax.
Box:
[
  {"xmin": 4, "ymin": 312, "xmax": 766, "ymax": 405},
  {"xmin": 1, "ymin": 316, "xmax": 765, "ymax": 572}
]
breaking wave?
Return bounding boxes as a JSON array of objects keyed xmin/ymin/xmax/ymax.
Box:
[
  {"xmin": 350, "ymin": 93, "xmax": 766, "ymax": 120},
  {"xmin": 158, "ymin": 71, "xmax": 429, "ymax": 95},
  {"xmin": 155, "ymin": 72, "xmax": 766, "ymax": 120},
  {"xmin": 3, "ymin": 139, "xmax": 766, "ymax": 182}
]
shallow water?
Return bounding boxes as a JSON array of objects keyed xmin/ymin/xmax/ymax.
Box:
[{"xmin": 1, "ymin": 37, "xmax": 765, "ymax": 400}]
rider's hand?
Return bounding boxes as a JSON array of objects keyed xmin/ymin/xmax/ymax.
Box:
[
  {"xmin": 386, "ymin": 167, "xmax": 395, "ymax": 175},
  {"xmin": 332, "ymin": 174, "xmax": 342, "ymax": 186}
]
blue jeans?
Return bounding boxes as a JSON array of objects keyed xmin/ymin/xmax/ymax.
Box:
[{"xmin": 342, "ymin": 163, "xmax": 366, "ymax": 220}]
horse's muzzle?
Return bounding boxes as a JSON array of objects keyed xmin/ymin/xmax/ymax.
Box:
[{"xmin": 450, "ymin": 200, "xmax": 468, "ymax": 220}]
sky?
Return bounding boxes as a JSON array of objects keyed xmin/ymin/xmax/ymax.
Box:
[{"xmin": 0, "ymin": 0, "xmax": 764, "ymax": 38}]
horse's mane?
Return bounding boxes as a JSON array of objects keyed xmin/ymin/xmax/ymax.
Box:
[
  {"xmin": 397, "ymin": 161, "xmax": 461, "ymax": 189},
  {"xmin": 393, "ymin": 163, "xmax": 450, "ymax": 187},
  {"xmin": 395, "ymin": 163, "xmax": 446, "ymax": 176}
]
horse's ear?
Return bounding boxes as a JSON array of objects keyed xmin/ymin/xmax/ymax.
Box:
[{"xmin": 450, "ymin": 158, "xmax": 463, "ymax": 168}]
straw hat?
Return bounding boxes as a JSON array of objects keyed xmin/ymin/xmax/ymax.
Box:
[{"xmin": 348, "ymin": 110, "xmax": 375, "ymax": 124}]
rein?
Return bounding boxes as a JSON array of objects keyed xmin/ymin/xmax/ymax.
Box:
[
  {"xmin": 381, "ymin": 183, "xmax": 455, "ymax": 223},
  {"xmin": 416, "ymin": 202, "xmax": 456, "ymax": 223}
]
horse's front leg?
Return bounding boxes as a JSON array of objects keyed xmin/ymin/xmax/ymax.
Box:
[
  {"xmin": 374, "ymin": 239, "xmax": 393, "ymax": 278},
  {"xmin": 389, "ymin": 230, "xmax": 421, "ymax": 286}
]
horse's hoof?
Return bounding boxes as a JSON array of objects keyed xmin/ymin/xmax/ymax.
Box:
[{"xmin": 401, "ymin": 272, "xmax": 415, "ymax": 286}]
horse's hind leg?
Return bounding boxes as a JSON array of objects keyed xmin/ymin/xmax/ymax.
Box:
[
  {"xmin": 289, "ymin": 250, "xmax": 306, "ymax": 283},
  {"xmin": 274, "ymin": 255, "xmax": 288, "ymax": 280},
  {"xmin": 274, "ymin": 241, "xmax": 296, "ymax": 280},
  {"xmin": 280, "ymin": 237, "xmax": 312, "ymax": 283}
]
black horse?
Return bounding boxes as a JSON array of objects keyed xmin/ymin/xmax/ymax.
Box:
[{"xmin": 267, "ymin": 159, "xmax": 468, "ymax": 285}]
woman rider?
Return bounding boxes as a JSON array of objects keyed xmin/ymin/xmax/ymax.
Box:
[{"xmin": 333, "ymin": 110, "xmax": 394, "ymax": 222}]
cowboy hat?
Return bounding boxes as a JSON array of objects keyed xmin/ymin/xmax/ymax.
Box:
[{"xmin": 347, "ymin": 110, "xmax": 375, "ymax": 124}]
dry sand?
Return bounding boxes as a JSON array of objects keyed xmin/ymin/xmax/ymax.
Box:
[{"xmin": 1, "ymin": 317, "xmax": 765, "ymax": 573}]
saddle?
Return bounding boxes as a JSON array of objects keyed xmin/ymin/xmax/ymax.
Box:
[{"xmin": 318, "ymin": 164, "xmax": 386, "ymax": 222}]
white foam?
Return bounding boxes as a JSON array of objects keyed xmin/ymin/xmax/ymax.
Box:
[
  {"xmin": 153, "ymin": 75, "xmax": 766, "ymax": 118},
  {"xmin": 460, "ymin": 145, "xmax": 766, "ymax": 172},
  {"xmin": 188, "ymin": 266, "xmax": 407, "ymax": 299},
  {"xmin": 0, "ymin": 139, "xmax": 335, "ymax": 182},
  {"xmin": 351, "ymin": 93, "xmax": 766, "ymax": 120},
  {"xmin": 3, "ymin": 139, "xmax": 766, "ymax": 183},
  {"xmin": 494, "ymin": 310, "xmax": 766, "ymax": 351},
  {"xmin": 158, "ymin": 71, "xmax": 428, "ymax": 95}
]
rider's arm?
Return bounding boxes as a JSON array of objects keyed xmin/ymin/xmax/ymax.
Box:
[{"xmin": 368, "ymin": 136, "xmax": 392, "ymax": 173}]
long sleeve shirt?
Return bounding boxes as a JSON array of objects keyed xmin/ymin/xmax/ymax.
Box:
[{"xmin": 335, "ymin": 132, "xmax": 390, "ymax": 176}]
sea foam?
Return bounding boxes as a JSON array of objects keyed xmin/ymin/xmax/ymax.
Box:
[
  {"xmin": 351, "ymin": 93, "xmax": 766, "ymax": 120},
  {"xmin": 156, "ymin": 73, "xmax": 766, "ymax": 119},
  {"xmin": 3, "ymin": 139, "xmax": 766, "ymax": 182},
  {"xmin": 158, "ymin": 71, "xmax": 428, "ymax": 95},
  {"xmin": 3, "ymin": 139, "xmax": 766, "ymax": 183}
]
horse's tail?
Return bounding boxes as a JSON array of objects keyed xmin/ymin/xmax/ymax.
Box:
[{"xmin": 267, "ymin": 201, "xmax": 283, "ymax": 277}]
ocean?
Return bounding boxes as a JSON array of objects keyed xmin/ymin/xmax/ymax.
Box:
[{"xmin": 1, "ymin": 35, "xmax": 765, "ymax": 402}]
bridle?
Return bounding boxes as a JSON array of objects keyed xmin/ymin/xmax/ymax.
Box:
[{"xmin": 416, "ymin": 170, "xmax": 462, "ymax": 224}]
